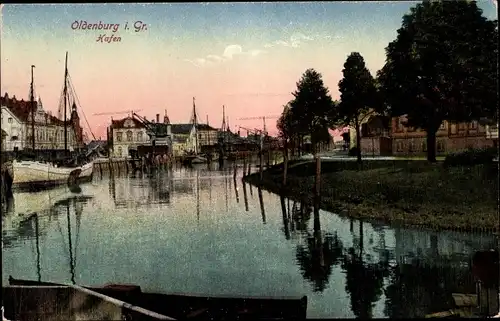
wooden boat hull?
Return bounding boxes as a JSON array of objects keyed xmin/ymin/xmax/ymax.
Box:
[
  {"xmin": 7, "ymin": 277, "xmax": 307, "ymax": 320},
  {"xmin": 12, "ymin": 160, "xmax": 94, "ymax": 189}
]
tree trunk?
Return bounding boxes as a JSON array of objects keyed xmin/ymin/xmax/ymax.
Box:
[
  {"xmin": 355, "ymin": 116, "xmax": 362, "ymax": 163},
  {"xmin": 426, "ymin": 126, "xmax": 438, "ymax": 163}
]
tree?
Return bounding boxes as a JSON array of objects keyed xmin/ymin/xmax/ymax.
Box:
[
  {"xmin": 377, "ymin": 0, "xmax": 498, "ymax": 162},
  {"xmin": 277, "ymin": 103, "xmax": 298, "ymax": 156},
  {"xmin": 337, "ymin": 52, "xmax": 379, "ymax": 163},
  {"xmin": 289, "ymin": 69, "xmax": 335, "ymax": 155}
]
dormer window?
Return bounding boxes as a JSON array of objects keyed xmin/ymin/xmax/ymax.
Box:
[{"xmin": 124, "ymin": 119, "xmax": 135, "ymax": 128}]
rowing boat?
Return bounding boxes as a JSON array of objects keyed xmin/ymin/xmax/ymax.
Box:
[{"xmin": 5, "ymin": 277, "xmax": 308, "ymax": 320}]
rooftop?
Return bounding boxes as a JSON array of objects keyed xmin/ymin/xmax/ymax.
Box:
[{"xmin": 1, "ymin": 93, "xmax": 65, "ymax": 126}]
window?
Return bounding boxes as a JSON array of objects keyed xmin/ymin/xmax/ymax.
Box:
[
  {"xmin": 396, "ymin": 141, "xmax": 403, "ymax": 152},
  {"xmin": 450, "ymin": 123, "xmax": 457, "ymax": 134},
  {"xmin": 137, "ymin": 132, "xmax": 143, "ymax": 141},
  {"xmin": 408, "ymin": 142, "xmax": 415, "ymax": 152},
  {"xmin": 126, "ymin": 130, "xmax": 133, "ymax": 142},
  {"xmin": 117, "ymin": 132, "xmax": 123, "ymax": 142},
  {"xmin": 440, "ymin": 122, "xmax": 446, "ymax": 130},
  {"xmin": 8, "ymin": 117, "xmax": 12, "ymax": 123},
  {"xmin": 117, "ymin": 146, "xmax": 123, "ymax": 156},
  {"xmin": 396, "ymin": 118, "xmax": 404, "ymax": 131},
  {"xmin": 422, "ymin": 141, "xmax": 427, "ymax": 152},
  {"xmin": 469, "ymin": 121, "xmax": 477, "ymax": 129},
  {"xmin": 458, "ymin": 123, "xmax": 467, "ymax": 130},
  {"xmin": 437, "ymin": 141, "xmax": 446, "ymax": 153}
]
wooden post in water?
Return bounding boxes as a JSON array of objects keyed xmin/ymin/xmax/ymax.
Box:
[
  {"xmin": 259, "ymin": 149, "xmax": 263, "ymax": 181},
  {"xmin": 108, "ymin": 158, "xmax": 114, "ymax": 175},
  {"xmin": 243, "ymin": 156, "xmax": 247, "ymax": 178},
  {"xmin": 98, "ymin": 162, "xmax": 103, "ymax": 176},
  {"xmin": 125, "ymin": 159, "xmax": 129, "ymax": 173},
  {"xmin": 314, "ymin": 153, "xmax": 321, "ymax": 199},
  {"xmin": 283, "ymin": 141, "xmax": 288, "ymax": 186},
  {"xmin": 233, "ymin": 158, "xmax": 237, "ymax": 180},
  {"xmin": 247, "ymin": 162, "xmax": 251, "ymax": 176}
]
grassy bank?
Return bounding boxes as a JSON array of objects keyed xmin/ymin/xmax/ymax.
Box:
[{"xmin": 244, "ymin": 160, "xmax": 499, "ymax": 232}]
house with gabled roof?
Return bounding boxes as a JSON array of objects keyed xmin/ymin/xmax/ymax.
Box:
[{"xmin": 0, "ymin": 92, "xmax": 82, "ymax": 152}]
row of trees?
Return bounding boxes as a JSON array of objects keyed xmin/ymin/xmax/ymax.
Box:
[{"xmin": 277, "ymin": 0, "xmax": 498, "ymax": 162}]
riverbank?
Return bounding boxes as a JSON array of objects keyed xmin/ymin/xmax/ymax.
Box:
[{"xmin": 243, "ymin": 159, "xmax": 499, "ymax": 232}]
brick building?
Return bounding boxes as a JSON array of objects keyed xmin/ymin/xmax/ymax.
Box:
[{"xmin": 391, "ymin": 115, "xmax": 494, "ymax": 156}]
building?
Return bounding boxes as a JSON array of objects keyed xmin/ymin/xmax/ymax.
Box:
[
  {"xmin": 170, "ymin": 124, "xmax": 192, "ymax": 156},
  {"xmin": 0, "ymin": 93, "xmax": 83, "ymax": 152},
  {"xmin": 109, "ymin": 112, "xmax": 174, "ymax": 158},
  {"xmin": 359, "ymin": 115, "xmax": 392, "ymax": 156},
  {"xmin": 168, "ymin": 123, "xmax": 218, "ymax": 156},
  {"xmin": 197, "ymin": 124, "xmax": 219, "ymax": 150},
  {"xmin": 391, "ymin": 115, "xmax": 494, "ymax": 156},
  {"xmin": 109, "ymin": 116, "xmax": 148, "ymax": 158}
]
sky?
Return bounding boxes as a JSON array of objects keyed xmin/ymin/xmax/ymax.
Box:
[{"xmin": 1, "ymin": 1, "xmax": 497, "ymax": 140}]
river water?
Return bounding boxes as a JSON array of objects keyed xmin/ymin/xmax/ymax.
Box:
[{"xmin": 1, "ymin": 164, "xmax": 497, "ymax": 318}]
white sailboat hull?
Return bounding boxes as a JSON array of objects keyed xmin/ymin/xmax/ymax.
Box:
[
  {"xmin": 79, "ymin": 162, "xmax": 94, "ymax": 178},
  {"xmin": 12, "ymin": 160, "xmax": 94, "ymax": 187}
]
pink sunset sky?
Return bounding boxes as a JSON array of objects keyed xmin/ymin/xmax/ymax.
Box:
[{"xmin": 1, "ymin": 2, "xmax": 497, "ymax": 140}]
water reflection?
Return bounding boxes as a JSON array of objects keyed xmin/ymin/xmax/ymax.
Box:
[
  {"xmin": 243, "ymin": 181, "xmax": 249, "ymax": 212},
  {"xmin": 258, "ymin": 187, "xmax": 266, "ymax": 224},
  {"xmin": 3, "ymin": 190, "xmax": 92, "ymax": 287},
  {"xmin": 2, "ymin": 165, "xmax": 497, "ymax": 318},
  {"xmin": 276, "ymin": 192, "xmax": 490, "ymax": 317}
]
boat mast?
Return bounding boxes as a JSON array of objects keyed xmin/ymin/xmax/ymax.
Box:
[
  {"xmin": 192, "ymin": 97, "xmax": 198, "ymax": 154},
  {"xmin": 63, "ymin": 52, "xmax": 68, "ymax": 154},
  {"xmin": 30, "ymin": 65, "xmax": 36, "ymax": 152},
  {"xmin": 222, "ymin": 105, "xmax": 226, "ymax": 146}
]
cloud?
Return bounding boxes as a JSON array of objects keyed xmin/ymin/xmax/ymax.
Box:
[
  {"xmin": 248, "ymin": 49, "xmax": 266, "ymax": 57},
  {"xmin": 263, "ymin": 32, "xmax": 339, "ymax": 49},
  {"xmin": 184, "ymin": 44, "xmax": 266, "ymax": 67},
  {"xmin": 206, "ymin": 55, "xmax": 223, "ymax": 62},
  {"xmin": 223, "ymin": 44, "xmax": 244, "ymax": 59},
  {"xmin": 263, "ymin": 32, "xmax": 313, "ymax": 48},
  {"xmin": 183, "ymin": 58, "xmax": 207, "ymax": 67}
]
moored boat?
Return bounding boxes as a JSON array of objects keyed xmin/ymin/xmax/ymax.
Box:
[
  {"xmin": 12, "ymin": 159, "xmax": 93, "ymax": 189},
  {"xmin": 12, "ymin": 53, "xmax": 94, "ymax": 189},
  {"xmin": 6, "ymin": 277, "xmax": 308, "ymax": 320}
]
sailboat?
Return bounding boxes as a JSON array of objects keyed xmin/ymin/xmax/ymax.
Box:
[
  {"xmin": 12, "ymin": 52, "xmax": 94, "ymax": 189},
  {"xmin": 184, "ymin": 97, "xmax": 207, "ymax": 165}
]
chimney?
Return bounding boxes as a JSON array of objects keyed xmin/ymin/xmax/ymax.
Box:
[{"xmin": 156, "ymin": 114, "xmax": 160, "ymax": 123}]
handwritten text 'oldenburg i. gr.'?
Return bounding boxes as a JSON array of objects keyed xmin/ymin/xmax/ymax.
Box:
[{"xmin": 71, "ymin": 20, "xmax": 148, "ymax": 43}]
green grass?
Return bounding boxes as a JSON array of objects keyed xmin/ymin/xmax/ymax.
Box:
[{"xmin": 244, "ymin": 160, "xmax": 499, "ymax": 232}]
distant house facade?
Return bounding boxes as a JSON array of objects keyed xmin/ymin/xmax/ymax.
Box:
[
  {"xmin": 197, "ymin": 124, "xmax": 218, "ymax": 149},
  {"xmin": 391, "ymin": 115, "xmax": 494, "ymax": 156},
  {"xmin": 109, "ymin": 116, "xmax": 148, "ymax": 158},
  {"xmin": 0, "ymin": 93, "xmax": 83, "ymax": 152},
  {"xmin": 169, "ymin": 123, "xmax": 218, "ymax": 156},
  {"xmin": 170, "ymin": 124, "xmax": 192, "ymax": 156}
]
